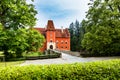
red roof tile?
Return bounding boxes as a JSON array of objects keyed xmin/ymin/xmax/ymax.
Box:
[
  {"xmin": 34, "ymin": 28, "xmax": 46, "ymax": 36},
  {"xmin": 55, "ymin": 29, "xmax": 70, "ymax": 38}
]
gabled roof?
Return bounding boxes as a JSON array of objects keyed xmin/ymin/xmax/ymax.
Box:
[
  {"xmin": 55, "ymin": 29, "xmax": 70, "ymax": 38},
  {"xmin": 35, "ymin": 28, "xmax": 46, "ymax": 36}
]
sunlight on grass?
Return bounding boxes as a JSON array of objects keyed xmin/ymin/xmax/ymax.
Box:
[
  {"xmin": 0, "ymin": 61, "xmax": 24, "ymax": 68},
  {"xmin": 23, "ymin": 52, "xmax": 42, "ymax": 57}
]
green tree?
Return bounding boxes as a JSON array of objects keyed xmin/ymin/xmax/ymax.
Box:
[
  {"xmin": 0, "ymin": 28, "xmax": 45, "ymax": 58},
  {"xmin": 82, "ymin": 0, "xmax": 120, "ymax": 56},
  {"xmin": 69, "ymin": 20, "xmax": 85, "ymax": 51},
  {"xmin": 26, "ymin": 29, "xmax": 45, "ymax": 52},
  {"xmin": 69, "ymin": 22, "xmax": 75, "ymax": 51},
  {"xmin": 0, "ymin": 0, "xmax": 37, "ymax": 29},
  {"xmin": 0, "ymin": 0, "xmax": 45, "ymax": 58},
  {"xmin": 79, "ymin": 20, "xmax": 86, "ymax": 50},
  {"xmin": 3, "ymin": 29, "xmax": 28, "ymax": 58}
]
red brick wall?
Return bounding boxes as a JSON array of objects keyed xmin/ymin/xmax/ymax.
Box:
[
  {"xmin": 46, "ymin": 31, "xmax": 56, "ymax": 42},
  {"xmin": 56, "ymin": 37, "xmax": 70, "ymax": 51}
]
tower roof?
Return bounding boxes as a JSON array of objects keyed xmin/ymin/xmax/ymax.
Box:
[{"xmin": 46, "ymin": 20, "xmax": 55, "ymax": 30}]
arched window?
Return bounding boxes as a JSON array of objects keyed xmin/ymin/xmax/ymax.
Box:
[
  {"xmin": 50, "ymin": 45, "xmax": 53, "ymax": 49},
  {"xmin": 50, "ymin": 40, "xmax": 52, "ymax": 42}
]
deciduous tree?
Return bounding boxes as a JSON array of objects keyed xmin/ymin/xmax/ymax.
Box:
[
  {"xmin": 0, "ymin": 0, "xmax": 45, "ymax": 58},
  {"xmin": 82, "ymin": 0, "xmax": 120, "ymax": 56},
  {"xmin": 0, "ymin": 0, "xmax": 37, "ymax": 29}
]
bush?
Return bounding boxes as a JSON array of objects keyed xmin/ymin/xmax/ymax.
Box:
[
  {"xmin": 25, "ymin": 53, "xmax": 61, "ymax": 60},
  {"xmin": 0, "ymin": 59, "xmax": 120, "ymax": 80},
  {"xmin": 6, "ymin": 57, "xmax": 26, "ymax": 61}
]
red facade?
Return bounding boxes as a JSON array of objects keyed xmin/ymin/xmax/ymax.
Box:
[{"xmin": 35, "ymin": 20, "xmax": 70, "ymax": 52}]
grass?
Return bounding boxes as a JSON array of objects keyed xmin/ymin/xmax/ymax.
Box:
[
  {"xmin": 23, "ymin": 52, "xmax": 42, "ymax": 57},
  {"xmin": 0, "ymin": 51, "xmax": 24, "ymax": 68},
  {"xmin": 0, "ymin": 61, "xmax": 24, "ymax": 68}
]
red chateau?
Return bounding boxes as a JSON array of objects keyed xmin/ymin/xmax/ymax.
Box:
[{"xmin": 35, "ymin": 20, "xmax": 70, "ymax": 52}]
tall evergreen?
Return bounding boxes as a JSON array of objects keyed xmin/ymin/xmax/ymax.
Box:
[{"xmin": 69, "ymin": 20, "xmax": 85, "ymax": 51}]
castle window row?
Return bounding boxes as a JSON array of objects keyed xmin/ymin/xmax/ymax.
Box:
[
  {"xmin": 56, "ymin": 40, "xmax": 68, "ymax": 44},
  {"xmin": 56, "ymin": 46, "xmax": 68, "ymax": 49}
]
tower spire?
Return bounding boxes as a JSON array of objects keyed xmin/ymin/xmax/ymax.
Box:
[{"xmin": 46, "ymin": 20, "xmax": 55, "ymax": 30}]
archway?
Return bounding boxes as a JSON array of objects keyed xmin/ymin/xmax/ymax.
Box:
[{"xmin": 50, "ymin": 45, "xmax": 53, "ymax": 49}]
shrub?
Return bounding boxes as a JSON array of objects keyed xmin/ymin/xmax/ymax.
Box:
[{"xmin": 0, "ymin": 59, "xmax": 120, "ymax": 80}]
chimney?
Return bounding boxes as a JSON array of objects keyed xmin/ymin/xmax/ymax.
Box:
[{"xmin": 61, "ymin": 26, "xmax": 63, "ymax": 33}]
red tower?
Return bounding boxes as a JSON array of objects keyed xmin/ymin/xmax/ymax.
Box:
[{"xmin": 46, "ymin": 20, "xmax": 56, "ymax": 50}]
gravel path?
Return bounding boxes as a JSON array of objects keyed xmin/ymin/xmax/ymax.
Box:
[{"xmin": 21, "ymin": 53, "xmax": 120, "ymax": 66}]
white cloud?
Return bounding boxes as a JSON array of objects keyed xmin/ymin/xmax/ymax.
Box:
[{"xmin": 27, "ymin": 0, "xmax": 90, "ymax": 28}]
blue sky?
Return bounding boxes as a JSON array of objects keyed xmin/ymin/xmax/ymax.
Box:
[{"xmin": 27, "ymin": 0, "xmax": 90, "ymax": 28}]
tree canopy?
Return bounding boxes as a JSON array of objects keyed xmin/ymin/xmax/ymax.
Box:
[
  {"xmin": 0, "ymin": 0, "xmax": 37, "ymax": 29},
  {"xmin": 69, "ymin": 20, "xmax": 85, "ymax": 51},
  {"xmin": 0, "ymin": 0, "xmax": 45, "ymax": 58},
  {"xmin": 82, "ymin": 0, "xmax": 120, "ymax": 56}
]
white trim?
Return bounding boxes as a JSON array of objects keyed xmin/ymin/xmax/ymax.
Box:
[{"xmin": 47, "ymin": 42, "xmax": 56, "ymax": 50}]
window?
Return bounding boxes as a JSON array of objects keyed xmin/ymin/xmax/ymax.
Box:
[
  {"xmin": 56, "ymin": 40, "xmax": 58, "ymax": 44},
  {"xmin": 65, "ymin": 41, "xmax": 67, "ymax": 44},
  {"xmin": 61, "ymin": 40, "xmax": 63, "ymax": 44},
  {"xmin": 50, "ymin": 40, "xmax": 52, "ymax": 42},
  {"xmin": 50, "ymin": 34, "xmax": 52, "ymax": 37},
  {"xmin": 61, "ymin": 46, "xmax": 63, "ymax": 48},
  {"xmin": 50, "ymin": 31, "xmax": 53, "ymax": 37}
]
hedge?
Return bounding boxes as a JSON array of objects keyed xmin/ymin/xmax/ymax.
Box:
[
  {"xmin": 0, "ymin": 59, "xmax": 120, "ymax": 80},
  {"xmin": 25, "ymin": 53, "xmax": 61, "ymax": 60}
]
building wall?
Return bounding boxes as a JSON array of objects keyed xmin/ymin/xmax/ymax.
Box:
[
  {"xmin": 56, "ymin": 37, "xmax": 70, "ymax": 51},
  {"xmin": 46, "ymin": 31, "xmax": 56, "ymax": 50},
  {"xmin": 36, "ymin": 28, "xmax": 70, "ymax": 52},
  {"xmin": 40, "ymin": 37, "xmax": 70, "ymax": 51}
]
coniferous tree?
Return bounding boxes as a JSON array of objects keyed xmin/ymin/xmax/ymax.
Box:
[{"xmin": 69, "ymin": 20, "xmax": 85, "ymax": 51}]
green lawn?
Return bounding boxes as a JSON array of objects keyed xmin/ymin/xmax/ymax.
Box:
[
  {"xmin": 23, "ymin": 52, "xmax": 42, "ymax": 57},
  {"xmin": 0, "ymin": 61, "xmax": 24, "ymax": 68}
]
